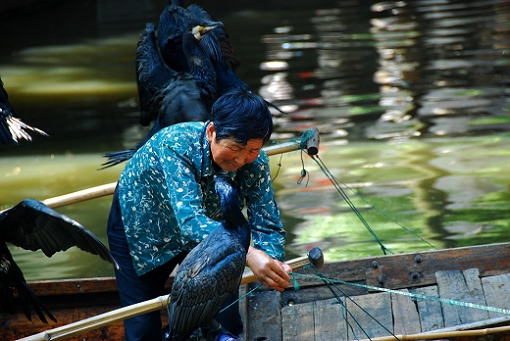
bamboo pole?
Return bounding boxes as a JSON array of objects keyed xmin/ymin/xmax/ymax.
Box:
[
  {"xmin": 17, "ymin": 127, "xmax": 320, "ymax": 211},
  {"xmin": 357, "ymin": 323, "xmax": 510, "ymax": 341},
  {"xmin": 41, "ymin": 182, "xmax": 117, "ymax": 209},
  {"xmin": 18, "ymin": 255, "xmax": 311, "ymax": 341}
]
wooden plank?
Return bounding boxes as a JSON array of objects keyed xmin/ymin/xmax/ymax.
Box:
[
  {"xmin": 246, "ymin": 290, "xmax": 282, "ymax": 341},
  {"xmin": 314, "ymin": 298, "xmax": 348, "ymax": 341},
  {"xmin": 482, "ymin": 273, "xmax": 510, "ymax": 319},
  {"xmin": 391, "ymin": 288, "xmax": 421, "ymax": 335},
  {"xmin": 410, "ymin": 286, "xmax": 444, "ymax": 332},
  {"xmin": 346, "ymin": 292, "xmax": 392, "ymax": 340},
  {"xmin": 24, "ymin": 277, "xmax": 119, "ymax": 296},
  {"xmin": 217, "ymin": 243, "xmax": 510, "ymax": 297},
  {"xmin": 282, "ymin": 303, "xmax": 315, "ymax": 341},
  {"xmin": 364, "ymin": 243, "xmax": 510, "ymax": 289},
  {"xmin": 282, "ymin": 283, "xmax": 367, "ymax": 306},
  {"xmin": 1, "ymin": 304, "xmax": 127, "ymax": 341},
  {"xmin": 436, "ymin": 268, "xmax": 489, "ymax": 327}
]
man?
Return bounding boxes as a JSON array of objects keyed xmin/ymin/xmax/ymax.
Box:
[{"xmin": 107, "ymin": 90, "xmax": 291, "ymax": 341}]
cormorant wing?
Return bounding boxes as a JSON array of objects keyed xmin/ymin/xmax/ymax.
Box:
[
  {"xmin": 0, "ymin": 198, "xmax": 118, "ymax": 268},
  {"xmin": 157, "ymin": 4, "xmax": 195, "ymax": 73},
  {"xmin": 0, "ymin": 241, "xmax": 57, "ymax": 323},
  {"xmin": 136, "ymin": 23, "xmax": 177, "ymax": 126},
  {"xmin": 0, "ymin": 77, "xmax": 48, "ymax": 145},
  {"xmin": 169, "ymin": 229, "xmax": 246, "ymax": 339}
]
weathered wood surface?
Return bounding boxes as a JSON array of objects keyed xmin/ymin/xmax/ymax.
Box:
[
  {"xmin": 250, "ymin": 268, "xmax": 510, "ymax": 341},
  {"xmin": 314, "ymin": 297, "xmax": 347, "ymax": 341},
  {"xmin": 391, "ymin": 289, "xmax": 420, "ymax": 335},
  {"xmin": 245, "ymin": 243, "xmax": 510, "ymax": 341},
  {"xmin": 436, "ymin": 268, "xmax": 489, "ymax": 327},
  {"xmin": 410, "ymin": 286, "xmax": 443, "ymax": 332},
  {"xmin": 483, "ymin": 273, "xmax": 510, "ymax": 320},
  {"xmin": 275, "ymin": 242, "xmax": 510, "ymax": 308}
]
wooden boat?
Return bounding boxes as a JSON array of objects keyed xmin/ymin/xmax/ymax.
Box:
[{"xmin": 3, "ymin": 242, "xmax": 510, "ymax": 341}]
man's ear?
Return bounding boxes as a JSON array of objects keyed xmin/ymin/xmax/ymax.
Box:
[{"xmin": 206, "ymin": 122, "xmax": 215, "ymax": 142}]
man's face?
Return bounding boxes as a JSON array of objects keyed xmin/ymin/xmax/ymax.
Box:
[{"xmin": 206, "ymin": 122, "xmax": 263, "ymax": 172}]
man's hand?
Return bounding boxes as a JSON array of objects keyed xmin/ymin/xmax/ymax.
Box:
[{"xmin": 245, "ymin": 246, "xmax": 292, "ymax": 292}]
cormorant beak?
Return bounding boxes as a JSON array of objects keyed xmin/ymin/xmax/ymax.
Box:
[{"xmin": 192, "ymin": 24, "xmax": 221, "ymax": 40}]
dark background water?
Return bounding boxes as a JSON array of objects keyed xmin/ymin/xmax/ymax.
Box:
[{"xmin": 0, "ymin": 0, "xmax": 509, "ymax": 280}]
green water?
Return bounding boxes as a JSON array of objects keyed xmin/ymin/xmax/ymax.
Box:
[{"xmin": 1, "ymin": 0, "xmax": 509, "ymax": 280}]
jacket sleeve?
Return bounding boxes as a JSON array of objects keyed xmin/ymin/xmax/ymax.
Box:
[{"xmin": 242, "ymin": 153, "xmax": 286, "ymax": 261}]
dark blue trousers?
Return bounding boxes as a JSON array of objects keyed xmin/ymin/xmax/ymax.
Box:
[{"xmin": 107, "ymin": 189, "xmax": 243, "ymax": 341}]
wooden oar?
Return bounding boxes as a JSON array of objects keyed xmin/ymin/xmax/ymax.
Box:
[
  {"xmin": 32, "ymin": 127, "xmax": 320, "ymax": 210},
  {"xmin": 18, "ymin": 255, "xmax": 312, "ymax": 341}
]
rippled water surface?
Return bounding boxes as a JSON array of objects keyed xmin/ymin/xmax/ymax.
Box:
[{"xmin": 0, "ymin": 0, "xmax": 509, "ymax": 280}]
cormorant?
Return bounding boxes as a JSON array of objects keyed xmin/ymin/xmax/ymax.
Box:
[
  {"xmin": 0, "ymin": 199, "xmax": 118, "ymax": 323},
  {"xmin": 101, "ymin": 2, "xmax": 283, "ymax": 169},
  {"xmin": 140, "ymin": 20, "xmax": 218, "ymax": 126},
  {"xmin": 0, "ymin": 77, "xmax": 48, "ymax": 145},
  {"xmin": 184, "ymin": 4, "xmax": 249, "ymax": 95},
  {"xmin": 158, "ymin": 2, "xmax": 283, "ymax": 111},
  {"xmin": 101, "ymin": 21, "xmax": 217, "ymax": 169},
  {"xmin": 157, "ymin": 1, "xmax": 248, "ymax": 96},
  {"xmin": 165, "ymin": 175, "xmax": 250, "ymax": 341}
]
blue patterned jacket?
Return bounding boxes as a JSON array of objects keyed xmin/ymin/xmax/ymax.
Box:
[{"xmin": 117, "ymin": 121, "xmax": 285, "ymax": 276}]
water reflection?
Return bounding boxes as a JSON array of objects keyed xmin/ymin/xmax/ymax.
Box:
[
  {"xmin": 259, "ymin": 0, "xmax": 510, "ymax": 259},
  {"xmin": 0, "ymin": 0, "xmax": 509, "ymax": 280},
  {"xmin": 370, "ymin": 0, "xmax": 510, "ymax": 138}
]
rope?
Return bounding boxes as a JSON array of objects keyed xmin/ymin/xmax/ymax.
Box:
[
  {"xmin": 316, "ymin": 164, "xmax": 437, "ymax": 250},
  {"xmin": 291, "ymin": 144, "xmax": 436, "ymax": 254},
  {"xmin": 309, "ymin": 154, "xmax": 393, "ymax": 255},
  {"xmin": 299, "ymin": 128, "xmax": 316, "ymax": 150},
  {"xmin": 218, "ymin": 283, "xmax": 263, "ymax": 314},
  {"xmin": 306, "ymin": 260, "xmax": 399, "ymax": 341},
  {"xmin": 292, "ymin": 273, "xmax": 510, "ymax": 316}
]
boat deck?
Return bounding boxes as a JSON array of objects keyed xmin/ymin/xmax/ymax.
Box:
[{"xmin": 242, "ymin": 243, "xmax": 510, "ymax": 341}]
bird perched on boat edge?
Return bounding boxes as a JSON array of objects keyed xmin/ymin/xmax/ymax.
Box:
[
  {"xmin": 0, "ymin": 77, "xmax": 49, "ymax": 145},
  {"xmin": 101, "ymin": 20, "xmax": 217, "ymax": 169},
  {"xmin": 165, "ymin": 175, "xmax": 250, "ymax": 341},
  {"xmin": 0, "ymin": 199, "xmax": 119, "ymax": 323}
]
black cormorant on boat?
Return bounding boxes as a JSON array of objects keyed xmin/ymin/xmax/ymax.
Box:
[
  {"xmin": 0, "ymin": 77, "xmax": 48, "ymax": 145},
  {"xmin": 0, "ymin": 199, "xmax": 118, "ymax": 323},
  {"xmin": 165, "ymin": 175, "xmax": 250, "ymax": 341}
]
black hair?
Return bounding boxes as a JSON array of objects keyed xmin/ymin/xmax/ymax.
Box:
[{"xmin": 210, "ymin": 89, "xmax": 273, "ymax": 144}]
